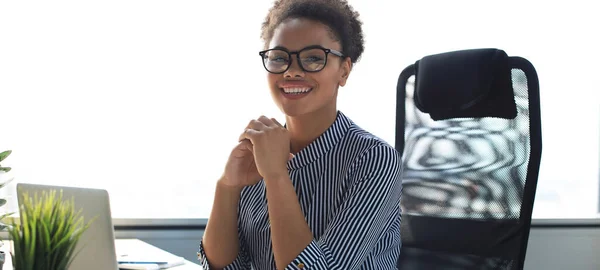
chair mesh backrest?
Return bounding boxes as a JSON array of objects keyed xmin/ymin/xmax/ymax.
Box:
[{"xmin": 401, "ymin": 69, "xmax": 531, "ymax": 220}]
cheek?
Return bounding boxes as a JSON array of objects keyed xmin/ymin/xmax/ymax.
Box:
[
  {"xmin": 315, "ymin": 72, "xmax": 340, "ymax": 91},
  {"xmin": 267, "ymin": 74, "xmax": 280, "ymax": 90}
]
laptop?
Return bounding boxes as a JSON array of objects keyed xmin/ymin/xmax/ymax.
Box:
[{"xmin": 16, "ymin": 183, "xmax": 120, "ymax": 270}]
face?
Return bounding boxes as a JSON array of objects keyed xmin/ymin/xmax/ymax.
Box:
[{"xmin": 264, "ymin": 18, "xmax": 352, "ymax": 118}]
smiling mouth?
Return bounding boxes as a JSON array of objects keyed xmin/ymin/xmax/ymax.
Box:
[{"xmin": 280, "ymin": 87, "xmax": 313, "ymax": 95}]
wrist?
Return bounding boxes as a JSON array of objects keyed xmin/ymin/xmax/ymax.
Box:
[
  {"xmin": 217, "ymin": 176, "xmax": 244, "ymax": 193},
  {"xmin": 263, "ymin": 169, "xmax": 289, "ymax": 183}
]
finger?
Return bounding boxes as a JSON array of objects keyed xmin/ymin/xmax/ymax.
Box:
[
  {"xmin": 239, "ymin": 120, "xmax": 264, "ymax": 142},
  {"xmin": 247, "ymin": 119, "xmax": 266, "ymax": 130},
  {"xmin": 239, "ymin": 139, "xmax": 253, "ymax": 152},
  {"xmin": 238, "ymin": 129, "xmax": 247, "ymax": 142},
  {"xmin": 271, "ymin": 118, "xmax": 284, "ymax": 128},
  {"xmin": 257, "ymin": 115, "xmax": 276, "ymax": 127},
  {"xmin": 238, "ymin": 128, "xmax": 256, "ymax": 142},
  {"xmin": 241, "ymin": 128, "xmax": 261, "ymax": 142},
  {"xmin": 238, "ymin": 129, "xmax": 259, "ymax": 142},
  {"xmin": 288, "ymin": 153, "xmax": 295, "ymax": 160}
]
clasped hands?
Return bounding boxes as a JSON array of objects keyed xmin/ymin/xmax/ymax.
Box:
[{"xmin": 220, "ymin": 116, "xmax": 293, "ymax": 188}]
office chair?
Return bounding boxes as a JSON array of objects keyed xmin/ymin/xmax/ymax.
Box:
[{"xmin": 395, "ymin": 48, "xmax": 542, "ymax": 270}]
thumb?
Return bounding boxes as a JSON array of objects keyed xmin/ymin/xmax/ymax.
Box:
[
  {"xmin": 288, "ymin": 153, "xmax": 295, "ymax": 161},
  {"xmin": 239, "ymin": 139, "xmax": 253, "ymax": 152}
]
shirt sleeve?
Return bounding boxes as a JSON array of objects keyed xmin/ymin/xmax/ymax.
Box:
[
  {"xmin": 285, "ymin": 144, "xmax": 403, "ymax": 270},
  {"xmin": 197, "ymin": 193, "xmax": 252, "ymax": 270},
  {"xmin": 197, "ymin": 232, "xmax": 251, "ymax": 270}
]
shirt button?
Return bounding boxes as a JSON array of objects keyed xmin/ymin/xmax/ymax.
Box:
[{"xmin": 297, "ymin": 263, "xmax": 305, "ymax": 269}]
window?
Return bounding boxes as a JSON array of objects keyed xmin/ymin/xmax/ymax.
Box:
[{"xmin": 1, "ymin": 0, "xmax": 598, "ymax": 220}]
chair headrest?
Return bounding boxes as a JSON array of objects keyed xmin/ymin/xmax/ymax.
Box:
[{"xmin": 413, "ymin": 48, "xmax": 518, "ymax": 121}]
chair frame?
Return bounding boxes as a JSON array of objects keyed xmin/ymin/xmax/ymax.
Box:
[{"xmin": 395, "ymin": 54, "xmax": 543, "ymax": 269}]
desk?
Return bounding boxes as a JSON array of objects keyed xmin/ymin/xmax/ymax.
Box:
[{"xmin": 0, "ymin": 239, "xmax": 203, "ymax": 270}]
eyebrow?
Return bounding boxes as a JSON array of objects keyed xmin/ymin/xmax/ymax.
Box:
[
  {"xmin": 268, "ymin": 44, "xmax": 322, "ymax": 52},
  {"xmin": 271, "ymin": 45, "xmax": 288, "ymax": 51}
]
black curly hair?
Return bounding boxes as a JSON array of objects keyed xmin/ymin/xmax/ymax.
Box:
[{"xmin": 261, "ymin": 0, "xmax": 365, "ymax": 64}]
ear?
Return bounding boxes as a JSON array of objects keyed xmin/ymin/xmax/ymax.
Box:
[{"xmin": 339, "ymin": 57, "xmax": 352, "ymax": 87}]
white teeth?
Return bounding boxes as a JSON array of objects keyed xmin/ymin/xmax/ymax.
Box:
[{"xmin": 282, "ymin": 87, "xmax": 312, "ymax": 94}]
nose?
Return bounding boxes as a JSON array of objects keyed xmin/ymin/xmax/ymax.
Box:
[{"xmin": 284, "ymin": 57, "xmax": 305, "ymax": 78}]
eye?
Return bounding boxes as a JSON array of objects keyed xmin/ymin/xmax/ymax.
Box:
[
  {"xmin": 270, "ymin": 56, "xmax": 288, "ymax": 63},
  {"xmin": 300, "ymin": 48, "xmax": 326, "ymax": 63},
  {"xmin": 302, "ymin": 56, "xmax": 324, "ymax": 62},
  {"xmin": 265, "ymin": 50, "xmax": 289, "ymax": 64}
]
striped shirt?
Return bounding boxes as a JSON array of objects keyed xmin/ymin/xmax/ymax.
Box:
[{"xmin": 198, "ymin": 111, "xmax": 403, "ymax": 269}]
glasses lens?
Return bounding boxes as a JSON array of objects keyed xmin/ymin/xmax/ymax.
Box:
[
  {"xmin": 299, "ymin": 49, "xmax": 326, "ymax": 71},
  {"xmin": 263, "ymin": 49, "xmax": 289, "ymax": 73}
]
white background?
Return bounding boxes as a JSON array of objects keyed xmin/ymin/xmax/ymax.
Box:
[{"xmin": 1, "ymin": 0, "xmax": 598, "ymax": 219}]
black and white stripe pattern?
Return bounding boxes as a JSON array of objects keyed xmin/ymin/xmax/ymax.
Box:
[{"xmin": 198, "ymin": 111, "xmax": 403, "ymax": 269}]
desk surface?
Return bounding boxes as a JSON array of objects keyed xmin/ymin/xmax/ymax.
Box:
[{"xmin": 0, "ymin": 239, "xmax": 203, "ymax": 270}]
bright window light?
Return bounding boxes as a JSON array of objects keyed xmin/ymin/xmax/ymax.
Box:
[{"xmin": 1, "ymin": 0, "xmax": 598, "ymax": 220}]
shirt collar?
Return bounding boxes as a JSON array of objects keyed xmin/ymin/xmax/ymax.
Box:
[{"xmin": 287, "ymin": 111, "xmax": 352, "ymax": 170}]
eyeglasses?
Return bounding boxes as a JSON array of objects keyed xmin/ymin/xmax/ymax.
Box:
[{"xmin": 259, "ymin": 45, "xmax": 344, "ymax": 74}]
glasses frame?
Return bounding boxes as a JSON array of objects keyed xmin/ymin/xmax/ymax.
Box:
[{"xmin": 258, "ymin": 45, "xmax": 345, "ymax": 74}]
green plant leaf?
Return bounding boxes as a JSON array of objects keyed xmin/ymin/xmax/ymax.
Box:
[
  {"xmin": 0, "ymin": 176, "xmax": 14, "ymax": 189},
  {"xmin": 0, "ymin": 150, "xmax": 11, "ymax": 162},
  {"xmin": 7, "ymin": 189, "xmax": 96, "ymax": 270},
  {"xmin": 0, "ymin": 211, "xmax": 14, "ymax": 221}
]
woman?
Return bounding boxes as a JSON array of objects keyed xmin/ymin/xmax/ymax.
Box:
[{"xmin": 198, "ymin": 0, "xmax": 403, "ymax": 269}]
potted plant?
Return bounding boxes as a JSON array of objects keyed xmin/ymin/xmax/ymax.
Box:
[
  {"xmin": 0, "ymin": 150, "xmax": 15, "ymax": 270},
  {"xmin": 7, "ymin": 188, "xmax": 95, "ymax": 270}
]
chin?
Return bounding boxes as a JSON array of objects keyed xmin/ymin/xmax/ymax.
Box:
[{"xmin": 279, "ymin": 106, "xmax": 308, "ymax": 117}]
